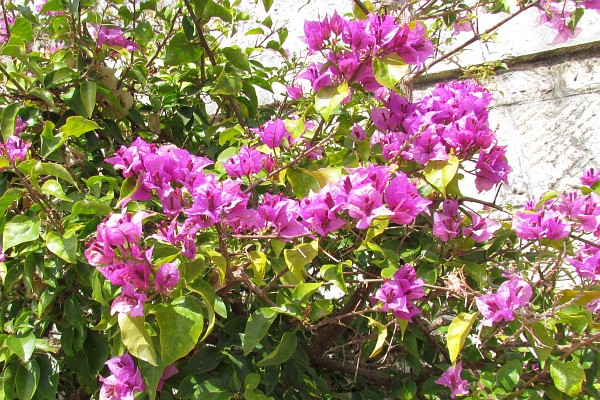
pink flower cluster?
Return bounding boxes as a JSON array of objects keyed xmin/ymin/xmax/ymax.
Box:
[
  {"xmin": 513, "ymin": 172, "xmax": 600, "ymax": 281},
  {"xmin": 373, "ymin": 264, "xmax": 425, "ymax": 321},
  {"xmin": 92, "ymin": 25, "xmax": 140, "ymax": 52},
  {"xmin": 475, "ymin": 276, "xmax": 532, "ymax": 326},
  {"xmin": 0, "ymin": 117, "xmax": 30, "ymax": 163},
  {"xmin": 85, "ymin": 210, "xmax": 180, "ymax": 317},
  {"xmin": 433, "ymin": 200, "xmax": 500, "ymax": 243},
  {"xmin": 102, "ymin": 139, "xmax": 432, "ymax": 257},
  {"xmin": 435, "ymin": 361, "xmax": 469, "ymax": 399},
  {"xmin": 537, "ymin": 0, "xmax": 600, "ymax": 44},
  {"xmin": 296, "ymin": 13, "xmax": 433, "ymax": 94},
  {"xmin": 370, "ymin": 81, "xmax": 511, "ymax": 192},
  {"xmin": 99, "ymin": 353, "xmax": 144, "ymax": 400}
]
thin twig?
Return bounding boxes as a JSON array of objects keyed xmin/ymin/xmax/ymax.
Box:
[
  {"xmin": 182, "ymin": 0, "xmax": 246, "ymax": 127},
  {"xmin": 415, "ymin": 1, "xmax": 541, "ymax": 78}
]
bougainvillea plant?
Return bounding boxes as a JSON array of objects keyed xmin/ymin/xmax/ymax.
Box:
[{"xmin": 0, "ymin": 0, "xmax": 599, "ymax": 399}]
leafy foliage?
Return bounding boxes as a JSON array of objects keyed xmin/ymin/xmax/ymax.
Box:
[{"xmin": 0, "ymin": 0, "xmax": 599, "ymax": 399}]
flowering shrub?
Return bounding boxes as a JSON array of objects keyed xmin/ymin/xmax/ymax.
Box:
[{"xmin": 0, "ymin": 0, "xmax": 599, "ymax": 399}]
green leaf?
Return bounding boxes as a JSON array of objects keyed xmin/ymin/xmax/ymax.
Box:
[
  {"xmin": 204, "ymin": 0, "xmax": 232, "ymax": 22},
  {"xmin": 6, "ymin": 333, "xmax": 36, "ymax": 362},
  {"xmin": 222, "ymin": 46, "xmax": 250, "ymax": 71},
  {"xmin": 46, "ymin": 231, "xmax": 77, "ymax": 264},
  {"xmin": 165, "ymin": 32, "xmax": 202, "ymax": 66},
  {"xmin": 550, "ymin": 360, "xmax": 585, "ymax": 397},
  {"xmin": 35, "ymin": 355, "xmax": 60, "ymax": 400},
  {"xmin": 525, "ymin": 321, "xmax": 555, "ymax": 367},
  {"xmin": 249, "ymin": 251, "xmax": 268, "ymax": 286},
  {"xmin": 447, "ymin": 312, "xmax": 479, "ymax": 365},
  {"xmin": 496, "ymin": 359, "xmax": 522, "ymax": 390},
  {"xmin": 41, "ymin": 179, "xmax": 72, "ymax": 202},
  {"xmin": 40, "ymin": 121, "xmax": 60, "ymax": 158},
  {"xmin": 1, "ymin": 103, "xmax": 20, "ymax": 142},
  {"xmin": 71, "ymin": 200, "xmax": 111, "ymax": 217},
  {"xmin": 284, "ymin": 240, "xmax": 319, "ymax": 281},
  {"xmin": 80, "ymin": 81, "xmax": 97, "ymax": 118},
  {"xmin": 138, "ymin": 360, "xmax": 165, "ymax": 400},
  {"xmin": 365, "ymin": 217, "xmax": 389, "ymax": 243},
  {"xmin": 184, "ymin": 278, "xmax": 217, "ymax": 342},
  {"xmin": 29, "ymin": 88, "xmax": 55, "ymax": 109},
  {"xmin": 3, "ymin": 215, "xmax": 40, "ymax": 249},
  {"xmin": 219, "ymin": 124, "xmax": 244, "ymax": 145},
  {"xmin": 261, "ymin": 0, "xmax": 274, "ymax": 11},
  {"xmin": 15, "ymin": 360, "xmax": 40, "ymax": 400},
  {"xmin": 373, "ymin": 54, "xmax": 408, "ymax": 90},
  {"xmin": 117, "ymin": 175, "xmax": 140, "ymax": 207},
  {"xmin": 60, "ymin": 87, "xmax": 88, "ymax": 117},
  {"xmin": 291, "ymin": 283, "xmax": 322, "ymax": 304},
  {"xmin": 0, "ymin": 188, "xmax": 26, "ymax": 215},
  {"xmin": 243, "ymin": 308, "xmax": 279, "ymax": 355},
  {"xmin": 118, "ymin": 314, "xmax": 158, "ymax": 366},
  {"xmin": 319, "ymin": 262, "xmax": 347, "ymax": 294},
  {"xmin": 206, "ymin": 249, "xmax": 227, "ymax": 285},
  {"xmin": 352, "ymin": 0, "xmax": 373, "ymax": 19},
  {"xmin": 0, "ymin": 155, "xmax": 9, "ymax": 169},
  {"xmin": 287, "ymin": 168, "xmax": 319, "ymax": 199},
  {"xmin": 212, "ymin": 69, "xmax": 242, "ymax": 95},
  {"xmin": 315, "ymin": 82, "xmax": 349, "ymax": 122},
  {"xmin": 10, "ymin": 18, "xmax": 33, "ymax": 42},
  {"xmin": 423, "ymin": 154, "xmax": 460, "ymax": 197},
  {"xmin": 256, "ymin": 331, "xmax": 297, "ymax": 367},
  {"xmin": 59, "ymin": 116, "xmax": 99, "ymax": 137},
  {"xmin": 32, "ymin": 162, "xmax": 76, "ymax": 186},
  {"xmin": 154, "ymin": 297, "xmax": 205, "ymax": 365}
]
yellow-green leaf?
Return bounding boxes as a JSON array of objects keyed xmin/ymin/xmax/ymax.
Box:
[
  {"xmin": 366, "ymin": 317, "xmax": 388, "ymax": 359},
  {"xmin": 550, "ymin": 360, "xmax": 585, "ymax": 397},
  {"xmin": 423, "ymin": 154, "xmax": 460, "ymax": 197},
  {"xmin": 118, "ymin": 314, "xmax": 158, "ymax": 366},
  {"xmin": 249, "ymin": 251, "xmax": 268, "ymax": 286},
  {"xmin": 315, "ymin": 82, "xmax": 349, "ymax": 122},
  {"xmin": 373, "ymin": 54, "xmax": 408, "ymax": 90},
  {"xmin": 284, "ymin": 240, "xmax": 318, "ymax": 281},
  {"xmin": 447, "ymin": 312, "xmax": 479, "ymax": 365}
]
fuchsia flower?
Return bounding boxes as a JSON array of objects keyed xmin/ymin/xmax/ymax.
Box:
[
  {"xmin": 513, "ymin": 210, "xmax": 570, "ymax": 240},
  {"xmin": 433, "ymin": 200, "xmax": 463, "ymax": 242},
  {"xmin": 155, "ymin": 262, "xmax": 180, "ymax": 294},
  {"xmin": 254, "ymin": 119, "xmax": 291, "ymax": 149},
  {"xmin": 99, "ymin": 353, "xmax": 145, "ymax": 400},
  {"xmin": 223, "ymin": 146, "xmax": 266, "ymax": 178},
  {"xmin": 462, "ymin": 211, "xmax": 501, "ymax": 242},
  {"xmin": 581, "ymin": 168, "xmax": 600, "ymax": 187},
  {"xmin": 258, "ymin": 194, "xmax": 310, "ymax": 237},
  {"xmin": 435, "ymin": 361, "xmax": 469, "ymax": 399},
  {"xmin": 475, "ymin": 277, "xmax": 532, "ymax": 326},
  {"xmin": 93, "ymin": 25, "xmax": 140, "ymax": 51},
  {"xmin": 351, "ymin": 124, "xmax": 366, "ymax": 141},
  {"xmin": 567, "ymin": 245, "xmax": 600, "ymax": 281},
  {"xmin": 286, "ymin": 85, "xmax": 303, "ymax": 100},
  {"xmin": 1, "ymin": 117, "xmax": 30, "ymax": 163},
  {"xmin": 110, "ymin": 283, "xmax": 147, "ymax": 317},
  {"xmin": 384, "ymin": 172, "xmax": 431, "ymax": 225},
  {"xmin": 374, "ymin": 264, "xmax": 425, "ymax": 321}
]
